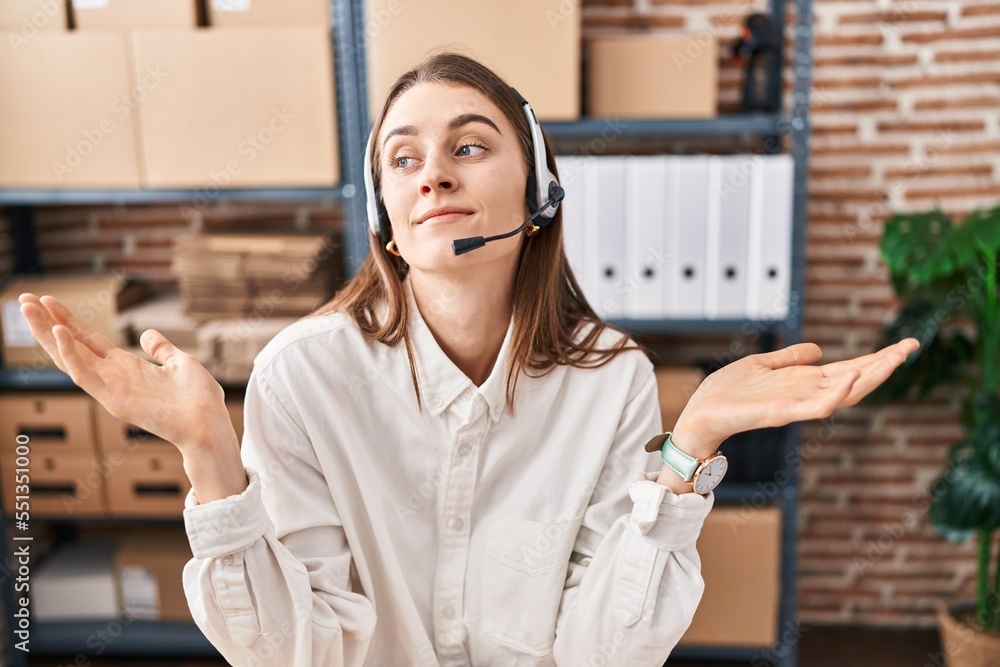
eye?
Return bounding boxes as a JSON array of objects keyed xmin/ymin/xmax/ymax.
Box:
[
  {"xmin": 457, "ymin": 142, "xmax": 487, "ymax": 157},
  {"xmin": 389, "ymin": 154, "xmax": 414, "ymax": 170}
]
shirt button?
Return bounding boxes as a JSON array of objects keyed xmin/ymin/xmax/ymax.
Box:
[
  {"xmin": 448, "ymin": 517, "xmax": 465, "ymax": 531},
  {"xmin": 457, "ymin": 443, "xmax": 472, "ymax": 456},
  {"xmin": 443, "ymin": 606, "xmax": 455, "ymax": 619},
  {"xmin": 222, "ymin": 554, "xmax": 235, "ymax": 565},
  {"xmin": 432, "ymin": 395, "xmax": 443, "ymax": 407},
  {"xmin": 439, "ymin": 632, "xmax": 453, "ymax": 646},
  {"xmin": 460, "ymin": 388, "xmax": 472, "ymax": 400}
]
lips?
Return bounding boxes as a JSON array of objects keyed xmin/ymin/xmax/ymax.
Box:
[{"xmin": 417, "ymin": 207, "xmax": 473, "ymax": 224}]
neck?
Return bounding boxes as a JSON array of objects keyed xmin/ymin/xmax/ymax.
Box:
[{"xmin": 408, "ymin": 266, "xmax": 515, "ymax": 387}]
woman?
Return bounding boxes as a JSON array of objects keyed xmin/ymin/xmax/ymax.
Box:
[{"xmin": 18, "ymin": 53, "xmax": 918, "ymax": 666}]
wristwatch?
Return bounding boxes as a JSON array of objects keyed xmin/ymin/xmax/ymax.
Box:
[{"xmin": 644, "ymin": 432, "xmax": 728, "ymax": 495}]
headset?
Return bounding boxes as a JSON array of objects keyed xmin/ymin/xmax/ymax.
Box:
[{"xmin": 362, "ymin": 86, "xmax": 564, "ymax": 256}]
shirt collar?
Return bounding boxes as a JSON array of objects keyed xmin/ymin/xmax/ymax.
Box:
[{"xmin": 403, "ymin": 273, "xmax": 515, "ymax": 424}]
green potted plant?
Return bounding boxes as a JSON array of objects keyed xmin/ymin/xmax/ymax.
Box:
[{"xmin": 864, "ymin": 203, "xmax": 1000, "ymax": 666}]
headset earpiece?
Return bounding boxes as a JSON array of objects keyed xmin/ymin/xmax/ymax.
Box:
[
  {"xmin": 511, "ymin": 87, "xmax": 561, "ymax": 227},
  {"xmin": 363, "ymin": 130, "xmax": 393, "ymax": 246}
]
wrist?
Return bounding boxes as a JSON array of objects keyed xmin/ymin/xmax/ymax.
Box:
[
  {"xmin": 655, "ymin": 465, "xmax": 699, "ymax": 494},
  {"xmin": 181, "ymin": 436, "xmax": 248, "ymax": 504},
  {"xmin": 670, "ymin": 411, "xmax": 721, "ymax": 460},
  {"xmin": 179, "ymin": 406, "xmax": 241, "ymax": 456}
]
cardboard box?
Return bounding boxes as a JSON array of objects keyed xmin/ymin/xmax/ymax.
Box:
[
  {"xmin": 71, "ymin": 0, "xmax": 196, "ymax": 30},
  {"xmin": 2, "ymin": 452, "xmax": 109, "ymax": 517},
  {"xmin": 0, "ymin": 273, "xmax": 149, "ymax": 369},
  {"xmin": 130, "ymin": 27, "xmax": 339, "ymax": 187},
  {"xmin": 0, "ymin": 0, "xmax": 67, "ymax": 33},
  {"xmin": 115, "ymin": 290, "xmax": 202, "ymax": 355},
  {"xmin": 0, "ymin": 393, "xmax": 97, "ymax": 457},
  {"xmin": 587, "ymin": 35, "xmax": 718, "ymax": 119},
  {"xmin": 33, "ymin": 538, "xmax": 120, "ymax": 621},
  {"xmin": 207, "ymin": 0, "xmax": 328, "ymax": 28},
  {"xmin": 105, "ymin": 449, "xmax": 190, "ymax": 517},
  {"xmin": 114, "ymin": 526, "xmax": 194, "ymax": 622},
  {"xmin": 0, "ymin": 33, "xmax": 142, "ymax": 187},
  {"xmin": 196, "ymin": 317, "xmax": 298, "ymax": 383},
  {"xmin": 679, "ymin": 506, "xmax": 781, "ymax": 647},
  {"xmin": 655, "ymin": 366, "xmax": 704, "ymax": 432},
  {"xmin": 366, "ymin": 0, "xmax": 580, "ymax": 122}
]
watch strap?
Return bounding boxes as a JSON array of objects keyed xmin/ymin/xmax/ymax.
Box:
[{"xmin": 646, "ymin": 432, "xmax": 700, "ymax": 482}]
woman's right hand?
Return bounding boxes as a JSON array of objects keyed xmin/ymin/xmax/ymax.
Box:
[{"xmin": 17, "ymin": 292, "xmax": 239, "ymax": 456}]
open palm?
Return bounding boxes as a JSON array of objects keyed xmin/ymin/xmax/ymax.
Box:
[
  {"xmin": 676, "ymin": 339, "xmax": 921, "ymax": 456},
  {"xmin": 17, "ymin": 293, "xmax": 236, "ymax": 453}
]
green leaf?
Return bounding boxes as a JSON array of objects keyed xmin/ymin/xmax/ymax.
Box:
[
  {"xmin": 931, "ymin": 522, "xmax": 975, "ymax": 544},
  {"xmin": 880, "ymin": 209, "xmax": 954, "ymax": 289},
  {"xmin": 924, "ymin": 206, "xmax": 1000, "ymax": 286},
  {"xmin": 929, "ymin": 439, "xmax": 1000, "ymax": 534}
]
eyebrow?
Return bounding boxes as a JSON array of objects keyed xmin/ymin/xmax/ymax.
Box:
[{"xmin": 382, "ymin": 114, "xmax": 502, "ymax": 149}]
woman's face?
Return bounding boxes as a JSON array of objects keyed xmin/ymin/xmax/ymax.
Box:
[{"xmin": 377, "ymin": 82, "xmax": 530, "ymax": 276}]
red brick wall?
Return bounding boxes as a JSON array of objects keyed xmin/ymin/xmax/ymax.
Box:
[
  {"xmin": 800, "ymin": 0, "xmax": 1000, "ymax": 627},
  {"xmin": 2, "ymin": 0, "xmax": 998, "ymax": 631},
  {"xmin": 0, "ymin": 203, "xmax": 343, "ymax": 289}
]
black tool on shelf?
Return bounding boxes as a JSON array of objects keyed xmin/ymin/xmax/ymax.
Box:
[{"xmin": 732, "ymin": 12, "xmax": 783, "ymax": 113}]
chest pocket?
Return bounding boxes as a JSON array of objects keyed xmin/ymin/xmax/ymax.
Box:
[{"xmin": 482, "ymin": 517, "xmax": 580, "ymax": 657}]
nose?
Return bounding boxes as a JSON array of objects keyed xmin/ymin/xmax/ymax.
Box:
[{"xmin": 419, "ymin": 150, "xmax": 457, "ymax": 195}]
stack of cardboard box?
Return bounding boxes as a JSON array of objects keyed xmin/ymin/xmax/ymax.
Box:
[{"xmin": 170, "ymin": 231, "xmax": 341, "ymax": 321}]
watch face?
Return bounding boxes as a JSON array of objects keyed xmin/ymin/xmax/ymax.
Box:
[{"xmin": 693, "ymin": 456, "xmax": 728, "ymax": 495}]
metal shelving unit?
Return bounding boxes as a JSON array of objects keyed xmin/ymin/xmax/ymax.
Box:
[
  {"xmin": 0, "ymin": 0, "xmax": 813, "ymax": 663},
  {"xmin": 0, "ymin": 1, "xmax": 369, "ymax": 665}
]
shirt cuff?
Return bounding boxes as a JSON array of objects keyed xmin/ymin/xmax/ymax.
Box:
[
  {"xmin": 182, "ymin": 466, "xmax": 270, "ymax": 560},
  {"xmin": 626, "ymin": 471, "xmax": 714, "ymax": 551}
]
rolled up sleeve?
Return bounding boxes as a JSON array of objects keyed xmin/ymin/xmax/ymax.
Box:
[{"xmin": 181, "ymin": 365, "xmax": 377, "ymax": 667}]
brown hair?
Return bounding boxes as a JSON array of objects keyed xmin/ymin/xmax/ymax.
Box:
[{"xmin": 307, "ymin": 51, "xmax": 648, "ymax": 417}]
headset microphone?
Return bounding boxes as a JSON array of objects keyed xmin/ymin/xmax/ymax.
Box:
[{"xmin": 451, "ymin": 182, "xmax": 565, "ymax": 255}]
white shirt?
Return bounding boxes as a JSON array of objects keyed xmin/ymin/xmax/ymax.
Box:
[{"xmin": 181, "ymin": 272, "xmax": 715, "ymax": 667}]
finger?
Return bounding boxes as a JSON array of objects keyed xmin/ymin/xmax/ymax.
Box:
[
  {"xmin": 755, "ymin": 342, "xmax": 823, "ymax": 370},
  {"xmin": 821, "ymin": 344, "xmax": 896, "ymax": 378},
  {"xmin": 53, "ymin": 324, "xmax": 107, "ymax": 395},
  {"xmin": 38, "ymin": 294, "xmax": 117, "ymax": 358},
  {"xmin": 898, "ymin": 337, "xmax": 921, "ymax": 356},
  {"xmin": 17, "ymin": 300, "xmax": 68, "ymax": 373},
  {"xmin": 139, "ymin": 329, "xmax": 186, "ymax": 366},
  {"xmin": 840, "ymin": 349, "xmax": 909, "ymax": 406},
  {"xmin": 821, "ymin": 338, "xmax": 921, "ymax": 379}
]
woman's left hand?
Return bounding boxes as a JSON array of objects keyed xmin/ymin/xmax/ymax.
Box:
[{"xmin": 670, "ymin": 338, "xmax": 921, "ymax": 458}]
